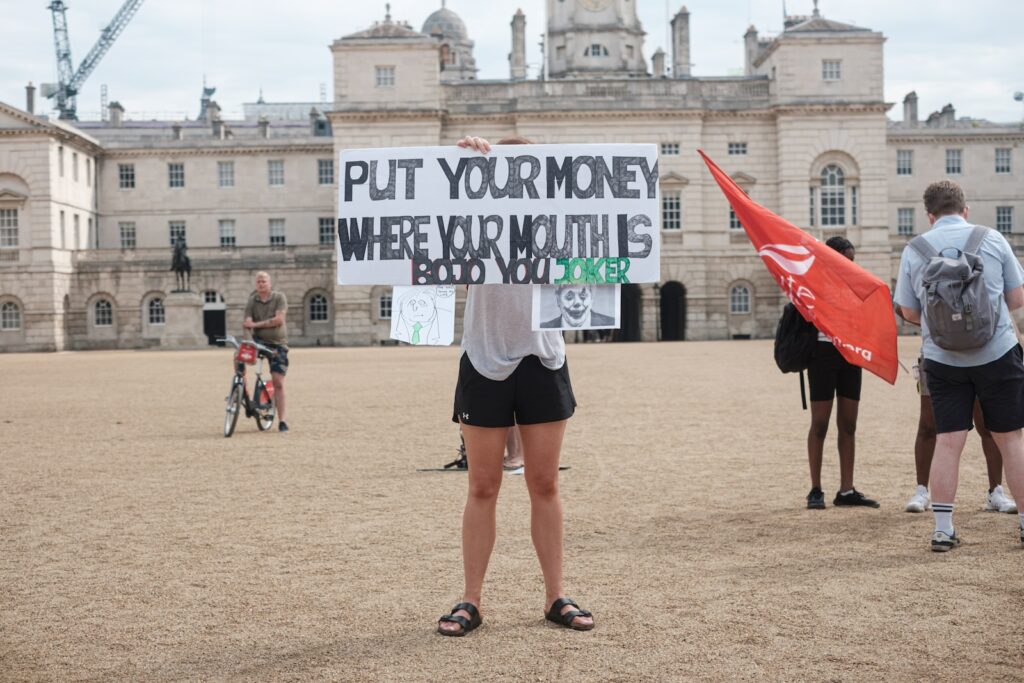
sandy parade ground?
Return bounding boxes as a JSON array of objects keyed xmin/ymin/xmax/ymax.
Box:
[{"xmin": 2, "ymin": 337, "xmax": 1023, "ymax": 682}]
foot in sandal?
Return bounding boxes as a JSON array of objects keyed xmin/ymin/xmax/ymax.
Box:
[
  {"xmin": 545, "ymin": 597, "xmax": 595, "ymax": 631},
  {"xmin": 437, "ymin": 602, "xmax": 482, "ymax": 636}
]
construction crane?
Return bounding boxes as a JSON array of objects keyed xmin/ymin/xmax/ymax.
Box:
[{"xmin": 41, "ymin": 0, "xmax": 146, "ymax": 120}]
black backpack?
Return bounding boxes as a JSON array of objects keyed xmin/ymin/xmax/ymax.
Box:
[{"xmin": 774, "ymin": 303, "xmax": 818, "ymax": 409}]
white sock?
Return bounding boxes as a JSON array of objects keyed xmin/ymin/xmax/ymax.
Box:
[{"xmin": 933, "ymin": 502, "xmax": 955, "ymax": 535}]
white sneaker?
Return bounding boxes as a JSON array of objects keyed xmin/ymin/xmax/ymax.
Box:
[
  {"xmin": 905, "ymin": 485, "xmax": 930, "ymax": 513},
  {"xmin": 985, "ymin": 485, "xmax": 1018, "ymax": 514}
]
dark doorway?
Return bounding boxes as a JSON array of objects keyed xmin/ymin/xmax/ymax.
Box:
[
  {"xmin": 204, "ymin": 310, "xmax": 226, "ymax": 345},
  {"xmin": 616, "ymin": 283, "xmax": 642, "ymax": 342},
  {"xmin": 660, "ymin": 281, "xmax": 687, "ymax": 341}
]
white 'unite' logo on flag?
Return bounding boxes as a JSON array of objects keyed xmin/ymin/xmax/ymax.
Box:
[{"xmin": 757, "ymin": 244, "xmax": 816, "ymax": 276}]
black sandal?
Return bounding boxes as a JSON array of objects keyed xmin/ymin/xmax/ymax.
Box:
[
  {"xmin": 545, "ymin": 597, "xmax": 595, "ymax": 631},
  {"xmin": 437, "ymin": 602, "xmax": 482, "ymax": 637}
]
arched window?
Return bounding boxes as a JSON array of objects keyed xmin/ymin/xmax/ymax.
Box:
[
  {"xmin": 379, "ymin": 293, "xmax": 393, "ymax": 320},
  {"xmin": 94, "ymin": 299, "xmax": 113, "ymax": 327},
  {"xmin": 729, "ymin": 285, "xmax": 750, "ymax": 314},
  {"xmin": 584, "ymin": 44, "xmax": 609, "ymax": 57},
  {"xmin": 820, "ymin": 165, "xmax": 846, "ymax": 226},
  {"xmin": 309, "ymin": 294, "xmax": 329, "ymax": 322},
  {"xmin": 0, "ymin": 301, "xmax": 21, "ymax": 330},
  {"xmin": 148, "ymin": 298, "xmax": 165, "ymax": 325}
]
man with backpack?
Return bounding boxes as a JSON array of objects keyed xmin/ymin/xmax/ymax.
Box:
[{"xmin": 894, "ymin": 180, "xmax": 1024, "ymax": 552}]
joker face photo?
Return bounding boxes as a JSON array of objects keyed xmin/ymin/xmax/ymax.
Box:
[{"xmin": 555, "ymin": 285, "xmax": 593, "ymax": 328}]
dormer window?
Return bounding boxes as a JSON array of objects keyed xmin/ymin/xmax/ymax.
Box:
[
  {"xmin": 822, "ymin": 60, "xmax": 842, "ymax": 81},
  {"xmin": 584, "ymin": 44, "xmax": 609, "ymax": 57},
  {"xmin": 375, "ymin": 66, "xmax": 396, "ymax": 88}
]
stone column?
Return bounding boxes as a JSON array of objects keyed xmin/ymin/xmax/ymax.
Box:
[
  {"xmin": 510, "ymin": 10, "xmax": 527, "ymax": 81},
  {"xmin": 671, "ymin": 6, "xmax": 691, "ymax": 77},
  {"xmin": 161, "ymin": 291, "xmax": 206, "ymax": 348}
]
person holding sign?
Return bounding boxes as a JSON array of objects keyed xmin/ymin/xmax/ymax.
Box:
[{"xmin": 437, "ymin": 136, "xmax": 595, "ymax": 637}]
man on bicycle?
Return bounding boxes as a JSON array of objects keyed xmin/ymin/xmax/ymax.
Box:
[{"xmin": 243, "ymin": 271, "xmax": 290, "ymax": 432}]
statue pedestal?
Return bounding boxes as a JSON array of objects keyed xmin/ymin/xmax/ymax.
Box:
[{"xmin": 161, "ymin": 291, "xmax": 206, "ymax": 349}]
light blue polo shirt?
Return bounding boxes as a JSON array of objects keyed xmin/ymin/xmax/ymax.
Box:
[{"xmin": 894, "ymin": 214, "xmax": 1024, "ymax": 367}]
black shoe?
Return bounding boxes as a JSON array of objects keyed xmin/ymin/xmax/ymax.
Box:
[
  {"xmin": 806, "ymin": 488, "xmax": 825, "ymax": 509},
  {"xmin": 278, "ymin": 421, "xmax": 289, "ymax": 433},
  {"xmin": 833, "ymin": 489, "xmax": 880, "ymax": 508}
]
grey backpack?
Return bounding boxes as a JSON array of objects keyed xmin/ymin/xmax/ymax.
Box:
[{"xmin": 908, "ymin": 225, "xmax": 998, "ymax": 350}]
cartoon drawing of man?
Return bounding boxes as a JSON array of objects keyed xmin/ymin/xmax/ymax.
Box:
[
  {"xmin": 540, "ymin": 284, "xmax": 615, "ymax": 329},
  {"xmin": 396, "ymin": 288, "xmax": 441, "ymax": 345}
]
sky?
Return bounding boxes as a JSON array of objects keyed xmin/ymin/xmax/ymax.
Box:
[{"xmin": 2, "ymin": 0, "xmax": 1023, "ymax": 123}]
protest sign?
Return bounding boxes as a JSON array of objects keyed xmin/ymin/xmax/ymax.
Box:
[
  {"xmin": 389, "ymin": 285, "xmax": 456, "ymax": 346},
  {"xmin": 336, "ymin": 144, "xmax": 661, "ymax": 286}
]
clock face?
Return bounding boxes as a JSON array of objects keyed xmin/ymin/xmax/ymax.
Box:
[{"xmin": 579, "ymin": 0, "xmax": 610, "ymax": 11}]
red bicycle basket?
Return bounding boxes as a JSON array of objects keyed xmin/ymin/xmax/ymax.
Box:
[{"xmin": 235, "ymin": 343, "xmax": 258, "ymax": 364}]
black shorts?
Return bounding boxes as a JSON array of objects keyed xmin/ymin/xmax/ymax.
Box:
[
  {"xmin": 923, "ymin": 345, "xmax": 1024, "ymax": 434},
  {"xmin": 452, "ymin": 354, "xmax": 576, "ymax": 428},
  {"xmin": 807, "ymin": 342, "xmax": 862, "ymax": 402}
]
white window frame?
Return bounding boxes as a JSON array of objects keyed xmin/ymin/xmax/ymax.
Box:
[
  {"xmin": 946, "ymin": 149, "xmax": 962, "ymax": 175},
  {"xmin": 168, "ymin": 221, "xmax": 186, "ymax": 246},
  {"xmin": 375, "ymin": 66, "xmax": 396, "ymax": 88},
  {"xmin": 119, "ymin": 222, "xmax": 136, "ymax": 249},
  {"xmin": 996, "ymin": 206, "xmax": 1014, "ymax": 235},
  {"xmin": 219, "ymin": 219, "xmax": 236, "ymax": 249},
  {"xmin": 897, "ymin": 208, "xmax": 914, "ymax": 236},
  {"xmin": 94, "ymin": 299, "xmax": 113, "ymax": 327},
  {"xmin": 73, "ymin": 214, "xmax": 80, "ymax": 250},
  {"xmin": 318, "ymin": 159, "xmax": 335, "ymax": 185},
  {"xmin": 819, "ymin": 165, "xmax": 847, "ymax": 227},
  {"xmin": 0, "ymin": 208, "xmax": 19, "ymax": 259},
  {"xmin": 308, "ymin": 294, "xmax": 329, "ymax": 323},
  {"xmin": 729, "ymin": 285, "xmax": 751, "ymax": 314},
  {"xmin": 269, "ymin": 218, "xmax": 286, "ymax": 249},
  {"xmin": 729, "ymin": 207, "xmax": 742, "ymax": 231},
  {"xmin": 267, "ymin": 160, "xmax": 285, "ymax": 187},
  {"xmin": 822, "ymin": 60, "xmax": 842, "ymax": 81},
  {"xmin": 896, "ymin": 150, "xmax": 913, "ymax": 176},
  {"xmin": 378, "ymin": 293, "xmax": 393, "ymax": 320},
  {"xmin": 148, "ymin": 297, "xmax": 166, "ymax": 325},
  {"xmin": 996, "ymin": 148, "xmax": 1012, "ymax": 175},
  {"xmin": 662, "ymin": 191, "xmax": 682, "ymax": 231},
  {"xmin": 0, "ymin": 301, "xmax": 21, "ymax": 331},
  {"xmin": 218, "ymin": 161, "xmax": 235, "ymax": 188},
  {"xmin": 118, "ymin": 163, "xmax": 135, "ymax": 189},
  {"xmin": 168, "ymin": 162, "xmax": 185, "ymax": 188},
  {"xmin": 319, "ymin": 217, "xmax": 335, "ymax": 246}
]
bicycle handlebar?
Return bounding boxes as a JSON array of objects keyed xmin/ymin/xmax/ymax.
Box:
[{"xmin": 216, "ymin": 335, "xmax": 279, "ymax": 359}]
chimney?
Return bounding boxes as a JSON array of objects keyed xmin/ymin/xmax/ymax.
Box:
[
  {"xmin": 309, "ymin": 107, "xmax": 320, "ymax": 134},
  {"xmin": 108, "ymin": 101, "xmax": 124, "ymax": 127},
  {"xmin": 903, "ymin": 91, "xmax": 918, "ymax": 125},
  {"xmin": 510, "ymin": 9, "xmax": 527, "ymax": 81},
  {"xmin": 652, "ymin": 48, "xmax": 667, "ymax": 78},
  {"xmin": 671, "ymin": 6, "xmax": 691, "ymax": 77},
  {"xmin": 25, "ymin": 82, "xmax": 36, "ymax": 115},
  {"xmin": 212, "ymin": 117, "xmax": 224, "ymax": 139},
  {"xmin": 205, "ymin": 100, "xmax": 221, "ymax": 125},
  {"xmin": 172, "ymin": 123, "xmax": 182, "ymax": 140},
  {"xmin": 257, "ymin": 116, "xmax": 270, "ymax": 139},
  {"xmin": 940, "ymin": 103, "xmax": 956, "ymax": 127},
  {"xmin": 744, "ymin": 26, "xmax": 759, "ymax": 75}
]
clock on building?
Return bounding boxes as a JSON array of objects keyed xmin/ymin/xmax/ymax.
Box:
[{"xmin": 579, "ymin": 0, "xmax": 611, "ymax": 11}]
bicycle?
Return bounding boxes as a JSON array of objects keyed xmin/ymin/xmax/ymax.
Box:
[{"xmin": 217, "ymin": 335, "xmax": 277, "ymax": 437}]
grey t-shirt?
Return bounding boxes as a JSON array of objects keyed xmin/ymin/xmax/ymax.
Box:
[{"xmin": 461, "ymin": 285, "xmax": 565, "ymax": 381}]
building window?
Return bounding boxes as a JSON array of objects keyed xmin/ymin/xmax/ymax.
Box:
[
  {"xmin": 809, "ymin": 187, "xmax": 815, "ymax": 227},
  {"xmin": 997, "ymin": 207, "xmax": 1014, "ymax": 235},
  {"xmin": 379, "ymin": 293, "xmax": 392, "ymax": 320},
  {"xmin": 319, "ymin": 217, "xmax": 335, "ymax": 246},
  {"xmin": 148, "ymin": 298, "xmax": 165, "ymax": 325},
  {"xmin": 822, "ymin": 60, "xmax": 841, "ymax": 81},
  {"xmin": 269, "ymin": 219, "xmax": 286, "ymax": 249},
  {"xmin": 946, "ymin": 149, "xmax": 962, "ymax": 175},
  {"xmin": 268, "ymin": 160, "xmax": 285, "ymax": 186},
  {"xmin": 219, "ymin": 219, "xmax": 236, "ymax": 249},
  {"xmin": 60, "ymin": 211, "xmax": 66, "ymax": 249},
  {"xmin": 87, "ymin": 217, "xmax": 94, "ymax": 249},
  {"xmin": 897, "ymin": 208, "xmax": 914, "ymax": 236},
  {"xmin": 662, "ymin": 191, "xmax": 682, "ymax": 230},
  {"xmin": 218, "ymin": 161, "xmax": 235, "ymax": 187},
  {"xmin": 820, "ymin": 165, "xmax": 846, "ymax": 226},
  {"xmin": 897, "ymin": 150, "xmax": 913, "ymax": 176},
  {"xmin": 168, "ymin": 162, "xmax": 185, "ymax": 188},
  {"xmin": 94, "ymin": 299, "xmax": 113, "ymax": 327},
  {"xmin": 73, "ymin": 214, "xmax": 80, "ymax": 249},
  {"xmin": 0, "ymin": 208, "xmax": 19, "ymax": 260},
  {"xmin": 308, "ymin": 294, "xmax": 329, "ymax": 322},
  {"xmin": 119, "ymin": 222, "xmax": 136, "ymax": 249},
  {"xmin": 72, "ymin": 152, "xmax": 79, "ymax": 181},
  {"xmin": 168, "ymin": 221, "xmax": 186, "ymax": 245},
  {"xmin": 118, "ymin": 163, "xmax": 135, "ymax": 189},
  {"xmin": 996, "ymin": 148, "xmax": 1012, "ymax": 174},
  {"xmin": 86, "ymin": 159, "xmax": 92, "ymax": 186},
  {"xmin": 729, "ymin": 207, "xmax": 743, "ymax": 230},
  {"xmin": 851, "ymin": 186, "xmax": 858, "ymax": 226},
  {"xmin": 729, "ymin": 285, "xmax": 750, "ymax": 314},
  {"xmin": 203, "ymin": 291, "xmax": 223, "ymax": 305},
  {"xmin": 584, "ymin": 44, "xmax": 609, "ymax": 57},
  {"xmin": 660, "ymin": 143, "xmax": 680, "ymax": 156},
  {"xmin": 318, "ymin": 159, "xmax": 335, "ymax": 185},
  {"xmin": 58, "ymin": 146, "xmax": 65, "ymax": 177},
  {"xmin": 375, "ymin": 66, "xmax": 396, "ymax": 88},
  {"xmin": 728, "ymin": 142, "xmax": 748, "ymax": 156},
  {"xmin": 0, "ymin": 301, "xmax": 21, "ymax": 331}
]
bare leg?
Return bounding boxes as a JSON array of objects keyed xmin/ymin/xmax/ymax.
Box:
[
  {"xmin": 438, "ymin": 423, "xmax": 506, "ymax": 635},
  {"xmin": 519, "ymin": 420, "xmax": 593, "ymax": 629},
  {"xmin": 930, "ymin": 430, "xmax": 969, "ymax": 510},
  {"xmin": 807, "ymin": 400, "xmax": 833, "ymax": 489},
  {"xmin": 973, "ymin": 401, "xmax": 1003, "ymax": 490},
  {"xmin": 915, "ymin": 396, "xmax": 937, "ymax": 487},
  {"xmin": 271, "ymin": 372, "xmax": 286, "ymax": 424},
  {"xmin": 990, "ymin": 429, "xmax": 1024, "ymax": 513},
  {"xmin": 836, "ymin": 397, "xmax": 859, "ymax": 491}
]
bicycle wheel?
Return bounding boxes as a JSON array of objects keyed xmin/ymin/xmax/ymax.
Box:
[
  {"xmin": 224, "ymin": 382, "xmax": 243, "ymax": 437},
  {"xmin": 254, "ymin": 379, "xmax": 276, "ymax": 432}
]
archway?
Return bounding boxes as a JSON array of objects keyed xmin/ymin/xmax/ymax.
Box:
[
  {"xmin": 616, "ymin": 283, "xmax": 642, "ymax": 342},
  {"xmin": 660, "ymin": 281, "xmax": 687, "ymax": 341}
]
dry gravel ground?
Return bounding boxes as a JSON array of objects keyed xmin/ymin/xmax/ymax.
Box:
[{"xmin": 2, "ymin": 337, "xmax": 1023, "ymax": 682}]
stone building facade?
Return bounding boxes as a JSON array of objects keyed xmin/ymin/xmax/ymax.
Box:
[{"xmin": 0, "ymin": 1, "xmax": 1021, "ymax": 351}]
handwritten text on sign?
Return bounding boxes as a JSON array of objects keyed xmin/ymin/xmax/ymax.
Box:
[{"xmin": 336, "ymin": 145, "xmax": 661, "ymax": 285}]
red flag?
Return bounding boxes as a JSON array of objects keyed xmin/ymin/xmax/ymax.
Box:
[{"xmin": 699, "ymin": 150, "xmax": 898, "ymax": 384}]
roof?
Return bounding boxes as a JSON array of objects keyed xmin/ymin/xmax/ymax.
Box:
[
  {"xmin": 341, "ymin": 7, "xmax": 424, "ymax": 41},
  {"xmin": 422, "ymin": 6, "xmax": 469, "ymax": 42}
]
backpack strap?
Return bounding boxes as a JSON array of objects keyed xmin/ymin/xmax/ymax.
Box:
[
  {"xmin": 963, "ymin": 225, "xmax": 990, "ymax": 255},
  {"xmin": 908, "ymin": 234, "xmax": 938, "ymax": 260}
]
